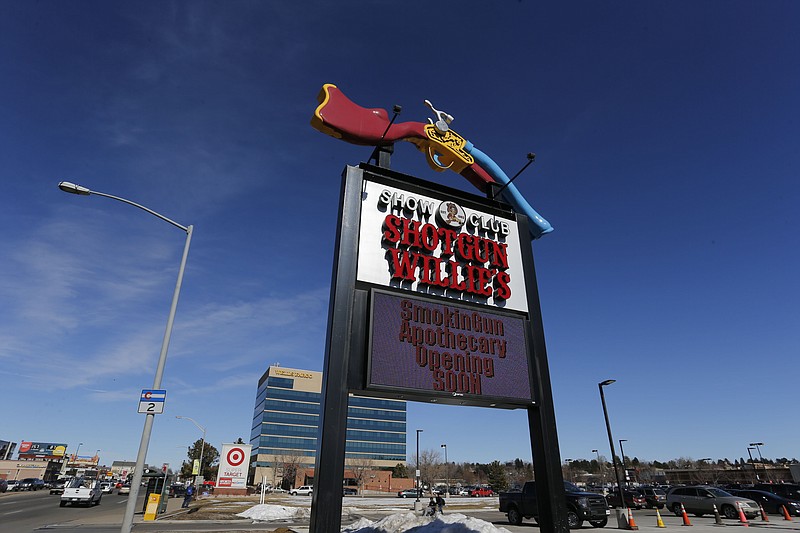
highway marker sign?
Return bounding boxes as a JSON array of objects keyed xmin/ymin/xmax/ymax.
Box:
[{"xmin": 138, "ymin": 389, "xmax": 166, "ymax": 414}]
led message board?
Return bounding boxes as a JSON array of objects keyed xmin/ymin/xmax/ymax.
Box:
[{"xmin": 367, "ymin": 289, "xmax": 533, "ymax": 406}]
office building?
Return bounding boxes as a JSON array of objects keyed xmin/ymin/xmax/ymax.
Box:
[{"xmin": 250, "ymin": 365, "xmax": 406, "ymax": 487}]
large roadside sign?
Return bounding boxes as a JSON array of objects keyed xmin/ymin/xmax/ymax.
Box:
[
  {"xmin": 312, "ymin": 164, "xmax": 565, "ymax": 533},
  {"xmin": 216, "ymin": 443, "xmax": 251, "ymax": 489}
]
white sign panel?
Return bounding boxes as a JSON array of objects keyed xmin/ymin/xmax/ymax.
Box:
[
  {"xmin": 216, "ymin": 443, "xmax": 251, "ymax": 489},
  {"xmin": 357, "ymin": 179, "xmax": 529, "ymax": 313}
]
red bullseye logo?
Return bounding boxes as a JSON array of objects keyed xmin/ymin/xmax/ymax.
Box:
[{"xmin": 227, "ymin": 447, "xmax": 245, "ymax": 466}]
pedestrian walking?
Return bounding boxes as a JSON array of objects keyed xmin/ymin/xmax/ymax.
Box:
[
  {"xmin": 436, "ymin": 494, "xmax": 446, "ymax": 514},
  {"xmin": 182, "ymin": 483, "xmax": 194, "ymax": 508}
]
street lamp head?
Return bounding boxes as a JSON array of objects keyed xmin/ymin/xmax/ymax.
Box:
[
  {"xmin": 58, "ymin": 181, "xmax": 91, "ymax": 195},
  {"xmin": 599, "ymin": 379, "xmax": 616, "ymax": 387},
  {"xmin": 620, "ymin": 439, "xmax": 627, "ymax": 443},
  {"xmin": 592, "ymin": 449, "xmax": 598, "ymax": 453},
  {"xmin": 750, "ymin": 442, "xmax": 764, "ymax": 446},
  {"xmin": 441, "ymin": 444, "xmax": 446, "ymax": 448}
]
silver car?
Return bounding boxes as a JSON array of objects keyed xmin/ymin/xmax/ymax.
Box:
[{"xmin": 666, "ymin": 485, "xmax": 759, "ymax": 519}]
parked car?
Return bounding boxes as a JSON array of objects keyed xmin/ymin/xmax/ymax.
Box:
[
  {"xmin": 50, "ymin": 479, "xmax": 68, "ymax": 495},
  {"xmin": 169, "ymin": 484, "xmax": 187, "ymax": 498},
  {"xmin": 0, "ymin": 479, "xmax": 7, "ymax": 493},
  {"xmin": 15, "ymin": 478, "xmax": 45, "ymax": 491},
  {"xmin": 605, "ymin": 489, "xmax": 646, "ymax": 509},
  {"xmin": 729, "ymin": 489, "xmax": 800, "ymax": 516},
  {"xmin": 290, "ymin": 485, "xmax": 313, "ymax": 496},
  {"xmin": 754, "ymin": 484, "xmax": 800, "ymax": 503},
  {"xmin": 469, "ymin": 486, "xmax": 494, "ymax": 497},
  {"xmin": 500, "ymin": 480, "xmax": 610, "ymax": 528},
  {"xmin": 666, "ymin": 485, "xmax": 759, "ymax": 519},
  {"xmin": 6, "ymin": 480, "xmax": 19, "ymax": 492},
  {"xmin": 343, "ymin": 487, "xmax": 358, "ymax": 496},
  {"xmin": 118, "ymin": 484, "xmax": 131, "ymax": 495},
  {"xmin": 639, "ymin": 487, "xmax": 667, "ymax": 509},
  {"xmin": 398, "ymin": 488, "xmax": 421, "ymax": 498}
]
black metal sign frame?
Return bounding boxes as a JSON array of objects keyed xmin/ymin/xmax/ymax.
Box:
[{"xmin": 310, "ymin": 163, "xmax": 568, "ymax": 533}]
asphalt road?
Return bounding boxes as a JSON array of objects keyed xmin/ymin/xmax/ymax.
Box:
[{"xmin": 0, "ymin": 487, "xmax": 143, "ymax": 532}]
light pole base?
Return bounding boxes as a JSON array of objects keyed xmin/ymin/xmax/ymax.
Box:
[
  {"xmin": 615, "ymin": 509, "xmax": 629, "ymax": 529},
  {"xmin": 414, "ymin": 501, "xmax": 424, "ymax": 513}
]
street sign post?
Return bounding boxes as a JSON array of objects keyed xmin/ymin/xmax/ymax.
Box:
[{"xmin": 138, "ymin": 389, "xmax": 166, "ymax": 414}]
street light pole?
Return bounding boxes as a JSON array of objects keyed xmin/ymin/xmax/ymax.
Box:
[
  {"xmin": 746, "ymin": 447, "xmax": 759, "ymax": 482},
  {"xmin": 58, "ymin": 181, "xmax": 193, "ymax": 533},
  {"xmin": 415, "ymin": 429, "xmax": 423, "ymax": 502},
  {"xmin": 564, "ymin": 459, "xmax": 573, "ymax": 483},
  {"xmin": 441, "ymin": 444, "xmax": 448, "ymax": 495},
  {"xmin": 176, "ymin": 416, "xmax": 206, "ymax": 489},
  {"xmin": 750, "ymin": 442, "xmax": 766, "ymax": 481},
  {"xmin": 618, "ymin": 439, "xmax": 628, "ymax": 487},
  {"xmin": 62, "ymin": 442, "xmax": 82, "ymax": 476},
  {"xmin": 598, "ymin": 380, "xmax": 625, "ymax": 511},
  {"xmin": 592, "ymin": 449, "xmax": 603, "ymax": 486}
]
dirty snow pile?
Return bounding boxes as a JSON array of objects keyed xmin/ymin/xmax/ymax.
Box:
[
  {"xmin": 236, "ymin": 503, "xmax": 311, "ymax": 521},
  {"xmin": 342, "ymin": 512, "xmax": 512, "ymax": 533}
]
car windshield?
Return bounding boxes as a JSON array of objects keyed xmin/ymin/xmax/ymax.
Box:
[
  {"xmin": 66, "ymin": 478, "xmax": 84, "ymax": 488},
  {"xmin": 563, "ymin": 481, "xmax": 580, "ymax": 492},
  {"xmin": 654, "ymin": 489, "xmax": 666, "ymax": 495},
  {"xmin": 708, "ymin": 488, "xmax": 733, "ymax": 497}
]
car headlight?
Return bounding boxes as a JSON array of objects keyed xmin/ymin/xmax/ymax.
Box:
[
  {"xmin": 738, "ymin": 502, "xmax": 753, "ymax": 509},
  {"xmin": 578, "ymin": 497, "xmax": 589, "ymax": 508},
  {"xmin": 788, "ymin": 502, "xmax": 800, "ymax": 508}
]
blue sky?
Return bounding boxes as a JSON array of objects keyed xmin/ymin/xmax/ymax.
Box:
[{"xmin": 1, "ymin": 1, "xmax": 798, "ymax": 473}]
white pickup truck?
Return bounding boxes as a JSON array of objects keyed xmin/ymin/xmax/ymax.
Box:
[{"xmin": 60, "ymin": 477, "xmax": 102, "ymax": 507}]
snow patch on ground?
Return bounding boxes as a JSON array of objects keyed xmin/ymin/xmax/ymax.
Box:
[
  {"xmin": 236, "ymin": 503, "xmax": 311, "ymax": 521},
  {"xmin": 342, "ymin": 511, "xmax": 513, "ymax": 533}
]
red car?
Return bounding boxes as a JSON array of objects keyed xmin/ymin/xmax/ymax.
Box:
[{"xmin": 470, "ymin": 487, "xmax": 494, "ymax": 497}]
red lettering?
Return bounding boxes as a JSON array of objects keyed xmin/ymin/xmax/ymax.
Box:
[
  {"xmin": 488, "ymin": 241, "xmax": 508, "ymax": 269},
  {"xmin": 386, "ymin": 248, "xmax": 419, "ymax": 280},
  {"xmin": 494, "ymin": 271, "xmax": 512, "ymax": 300},
  {"xmin": 437, "ymin": 227, "xmax": 457, "ymax": 256},
  {"xmin": 400, "ymin": 218, "xmax": 422, "ymax": 248},
  {"xmin": 456, "ymin": 234, "xmax": 474, "ymax": 262},
  {"xmin": 420, "ymin": 224, "xmax": 439, "ymax": 252},
  {"xmin": 382, "ymin": 214, "xmax": 402, "ymax": 244},
  {"xmin": 432, "ymin": 369, "xmax": 444, "ymax": 391}
]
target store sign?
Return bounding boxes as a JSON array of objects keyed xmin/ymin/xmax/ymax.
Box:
[{"xmin": 216, "ymin": 443, "xmax": 251, "ymax": 489}]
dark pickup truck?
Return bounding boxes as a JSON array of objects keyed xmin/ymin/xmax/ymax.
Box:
[{"xmin": 499, "ymin": 480, "xmax": 611, "ymax": 529}]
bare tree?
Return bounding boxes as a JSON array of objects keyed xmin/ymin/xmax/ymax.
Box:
[
  {"xmin": 346, "ymin": 456, "xmax": 375, "ymax": 496},
  {"xmin": 272, "ymin": 451, "xmax": 304, "ymax": 489},
  {"xmin": 414, "ymin": 448, "xmax": 442, "ymax": 492}
]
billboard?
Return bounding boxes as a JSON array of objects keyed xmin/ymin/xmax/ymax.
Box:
[
  {"xmin": 18, "ymin": 441, "xmax": 67, "ymax": 459},
  {"xmin": 368, "ymin": 290, "xmax": 532, "ymax": 404},
  {"xmin": 216, "ymin": 443, "xmax": 251, "ymax": 489}
]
